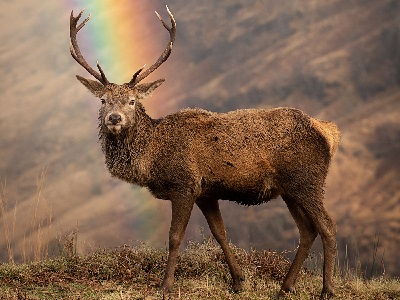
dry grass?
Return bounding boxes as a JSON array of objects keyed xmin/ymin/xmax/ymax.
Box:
[
  {"xmin": 0, "ymin": 170, "xmax": 53, "ymax": 264},
  {"xmin": 0, "ymin": 181, "xmax": 17, "ymax": 264},
  {"xmin": 0, "ymin": 240, "xmax": 399, "ymax": 300},
  {"xmin": 1, "ymin": 175, "xmax": 399, "ymax": 299}
]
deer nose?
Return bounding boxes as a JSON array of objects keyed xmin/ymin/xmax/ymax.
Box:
[{"xmin": 108, "ymin": 114, "xmax": 122, "ymax": 125}]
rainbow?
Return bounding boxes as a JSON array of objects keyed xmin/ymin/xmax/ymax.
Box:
[
  {"xmin": 65, "ymin": 0, "xmax": 166, "ymax": 84},
  {"xmin": 62, "ymin": 0, "xmax": 173, "ymax": 246}
]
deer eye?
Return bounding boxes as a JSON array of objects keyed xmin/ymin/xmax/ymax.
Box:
[
  {"xmin": 129, "ymin": 99, "xmax": 135, "ymax": 105},
  {"xmin": 101, "ymin": 99, "xmax": 106, "ymax": 104}
]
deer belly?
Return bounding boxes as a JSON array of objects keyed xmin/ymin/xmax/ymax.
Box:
[{"xmin": 202, "ymin": 174, "xmax": 280, "ymax": 206}]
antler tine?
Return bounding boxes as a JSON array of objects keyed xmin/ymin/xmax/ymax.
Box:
[
  {"xmin": 70, "ymin": 10, "xmax": 109, "ymax": 85},
  {"xmin": 75, "ymin": 9, "xmax": 91, "ymax": 31},
  {"xmin": 128, "ymin": 65, "xmax": 146, "ymax": 86},
  {"xmin": 131, "ymin": 5, "xmax": 176, "ymax": 86},
  {"xmin": 96, "ymin": 61, "xmax": 109, "ymax": 84}
]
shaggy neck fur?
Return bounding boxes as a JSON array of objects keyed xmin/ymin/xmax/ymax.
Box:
[{"xmin": 98, "ymin": 102, "xmax": 155, "ymax": 185}]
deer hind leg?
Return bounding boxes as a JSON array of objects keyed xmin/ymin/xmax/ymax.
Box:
[
  {"xmin": 160, "ymin": 198, "xmax": 194, "ymax": 292},
  {"xmin": 196, "ymin": 199, "xmax": 245, "ymax": 292},
  {"xmin": 296, "ymin": 191, "xmax": 337, "ymax": 300},
  {"xmin": 278, "ymin": 196, "xmax": 318, "ymax": 297}
]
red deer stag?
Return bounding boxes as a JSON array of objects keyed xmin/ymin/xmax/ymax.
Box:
[{"xmin": 69, "ymin": 6, "xmax": 340, "ymax": 299}]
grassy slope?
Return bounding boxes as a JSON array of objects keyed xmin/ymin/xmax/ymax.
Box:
[
  {"xmin": 0, "ymin": 241, "xmax": 399, "ymax": 300},
  {"xmin": 1, "ymin": 0, "xmax": 400, "ymax": 280}
]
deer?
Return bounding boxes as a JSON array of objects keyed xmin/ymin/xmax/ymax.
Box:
[{"xmin": 69, "ymin": 6, "xmax": 340, "ymax": 299}]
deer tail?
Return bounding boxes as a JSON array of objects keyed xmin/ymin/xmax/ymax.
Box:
[{"xmin": 310, "ymin": 118, "xmax": 341, "ymax": 158}]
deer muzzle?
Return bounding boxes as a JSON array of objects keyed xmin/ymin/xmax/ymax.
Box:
[
  {"xmin": 105, "ymin": 113, "xmax": 125, "ymax": 134},
  {"xmin": 108, "ymin": 114, "xmax": 122, "ymax": 125}
]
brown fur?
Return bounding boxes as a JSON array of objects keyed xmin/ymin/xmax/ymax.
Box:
[
  {"xmin": 76, "ymin": 75, "xmax": 340, "ymax": 299},
  {"xmin": 71, "ymin": 8, "xmax": 340, "ymax": 299}
]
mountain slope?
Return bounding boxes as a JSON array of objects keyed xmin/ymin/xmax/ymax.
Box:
[{"xmin": 0, "ymin": 0, "xmax": 399, "ymax": 276}]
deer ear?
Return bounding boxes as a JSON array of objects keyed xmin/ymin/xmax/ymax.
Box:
[
  {"xmin": 76, "ymin": 75, "xmax": 106, "ymax": 97},
  {"xmin": 135, "ymin": 79, "xmax": 165, "ymax": 100}
]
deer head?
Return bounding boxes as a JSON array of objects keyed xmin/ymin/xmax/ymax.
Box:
[{"xmin": 70, "ymin": 6, "xmax": 176, "ymax": 134}]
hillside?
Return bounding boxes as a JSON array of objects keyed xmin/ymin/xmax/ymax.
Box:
[
  {"xmin": 1, "ymin": 241, "xmax": 400, "ymax": 299},
  {"xmin": 169, "ymin": 0, "xmax": 400, "ymax": 276},
  {"xmin": 1, "ymin": 0, "xmax": 399, "ymax": 278}
]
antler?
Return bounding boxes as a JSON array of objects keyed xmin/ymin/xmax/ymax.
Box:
[
  {"xmin": 70, "ymin": 9, "xmax": 110, "ymax": 85},
  {"xmin": 129, "ymin": 5, "xmax": 176, "ymax": 86}
]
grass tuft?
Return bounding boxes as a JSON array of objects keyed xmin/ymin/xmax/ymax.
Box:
[{"xmin": 1, "ymin": 239, "xmax": 399, "ymax": 299}]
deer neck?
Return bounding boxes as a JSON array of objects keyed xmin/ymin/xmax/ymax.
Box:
[{"xmin": 99, "ymin": 102, "xmax": 156, "ymax": 185}]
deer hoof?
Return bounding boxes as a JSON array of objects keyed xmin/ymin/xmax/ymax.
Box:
[
  {"xmin": 319, "ymin": 289, "xmax": 335, "ymax": 300},
  {"xmin": 230, "ymin": 275, "xmax": 245, "ymax": 293},
  {"xmin": 276, "ymin": 287, "xmax": 294, "ymax": 299},
  {"xmin": 158, "ymin": 282, "xmax": 173, "ymax": 293}
]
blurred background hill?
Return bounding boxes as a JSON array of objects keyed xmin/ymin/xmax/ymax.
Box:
[{"xmin": 1, "ymin": 0, "xmax": 399, "ymax": 277}]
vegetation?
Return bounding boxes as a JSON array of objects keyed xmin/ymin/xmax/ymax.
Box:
[
  {"xmin": 1, "ymin": 177, "xmax": 399, "ymax": 299},
  {"xmin": 1, "ymin": 239, "xmax": 399, "ymax": 299},
  {"xmin": 2, "ymin": 0, "xmax": 400, "ymax": 281}
]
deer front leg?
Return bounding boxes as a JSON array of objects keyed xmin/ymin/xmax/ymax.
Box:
[
  {"xmin": 160, "ymin": 199, "xmax": 194, "ymax": 292},
  {"xmin": 196, "ymin": 199, "xmax": 245, "ymax": 292}
]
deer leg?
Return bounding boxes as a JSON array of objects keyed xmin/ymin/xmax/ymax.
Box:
[
  {"xmin": 160, "ymin": 199, "xmax": 194, "ymax": 292},
  {"xmin": 197, "ymin": 199, "xmax": 245, "ymax": 292},
  {"xmin": 298, "ymin": 194, "xmax": 337, "ymax": 300},
  {"xmin": 278, "ymin": 196, "xmax": 318, "ymax": 297}
]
